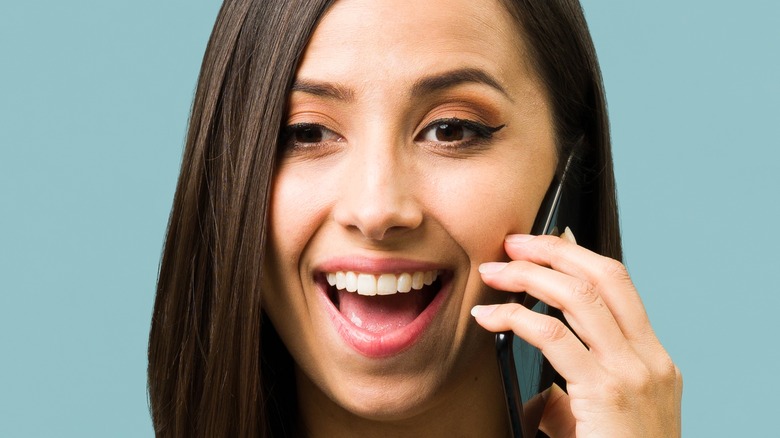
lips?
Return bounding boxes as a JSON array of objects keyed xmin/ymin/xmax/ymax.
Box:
[{"xmin": 315, "ymin": 259, "xmax": 451, "ymax": 358}]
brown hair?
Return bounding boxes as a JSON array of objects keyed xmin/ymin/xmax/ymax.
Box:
[{"xmin": 147, "ymin": 0, "xmax": 620, "ymax": 436}]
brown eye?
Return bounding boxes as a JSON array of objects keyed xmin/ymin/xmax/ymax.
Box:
[
  {"xmin": 433, "ymin": 123, "xmax": 464, "ymax": 142},
  {"xmin": 416, "ymin": 118, "xmax": 504, "ymax": 147},
  {"xmin": 282, "ymin": 123, "xmax": 343, "ymax": 151},
  {"xmin": 295, "ymin": 126, "xmax": 324, "ymax": 143},
  {"xmin": 418, "ymin": 120, "xmax": 474, "ymax": 143}
]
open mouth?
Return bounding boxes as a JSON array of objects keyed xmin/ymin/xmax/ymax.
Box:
[
  {"xmin": 318, "ymin": 269, "xmax": 451, "ymax": 337},
  {"xmin": 322, "ymin": 270, "xmax": 446, "ymax": 334}
]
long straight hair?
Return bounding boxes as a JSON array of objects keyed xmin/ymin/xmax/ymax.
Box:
[{"xmin": 148, "ymin": 0, "xmax": 620, "ymax": 436}]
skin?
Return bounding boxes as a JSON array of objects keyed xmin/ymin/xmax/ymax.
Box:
[
  {"xmin": 474, "ymin": 233, "xmax": 683, "ymax": 437},
  {"xmin": 262, "ymin": 0, "xmax": 682, "ymax": 436}
]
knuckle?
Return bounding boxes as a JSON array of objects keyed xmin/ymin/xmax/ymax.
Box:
[
  {"xmin": 544, "ymin": 237, "xmax": 565, "ymax": 261},
  {"xmin": 625, "ymin": 363, "xmax": 654, "ymax": 393},
  {"xmin": 653, "ymin": 354, "xmax": 682, "ymax": 388},
  {"xmin": 569, "ymin": 279, "xmax": 599, "ymax": 306},
  {"xmin": 601, "ymin": 258, "xmax": 630, "ymax": 282},
  {"xmin": 504, "ymin": 304, "xmax": 526, "ymax": 322},
  {"xmin": 544, "ymin": 235, "xmax": 563, "ymax": 251},
  {"xmin": 657, "ymin": 355, "xmax": 678, "ymax": 379},
  {"xmin": 537, "ymin": 317, "xmax": 568, "ymax": 343},
  {"xmin": 599, "ymin": 374, "xmax": 627, "ymax": 398}
]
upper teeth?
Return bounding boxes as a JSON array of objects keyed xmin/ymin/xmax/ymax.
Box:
[{"xmin": 326, "ymin": 270, "xmax": 439, "ymax": 296}]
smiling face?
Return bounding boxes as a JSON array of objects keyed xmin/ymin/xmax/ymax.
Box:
[{"xmin": 262, "ymin": 0, "xmax": 557, "ymax": 428}]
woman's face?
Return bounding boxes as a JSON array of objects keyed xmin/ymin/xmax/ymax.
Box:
[{"xmin": 263, "ymin": 0, "xmax": 556, "ymax": 421}]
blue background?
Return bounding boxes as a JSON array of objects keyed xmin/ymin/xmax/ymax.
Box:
[{"xmin": 1, "ymin": 1, "xmax": 777, "ymax": 436}]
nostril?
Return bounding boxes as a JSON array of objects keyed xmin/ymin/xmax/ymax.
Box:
[
  {"xmin": 358, "ymin": 223, "xmax": 417, "ymax": 241},
  {"xmin": 336, "ymin": 206, "xmax": 423, "ymax": 241},
  {"xmin": 374, "ymin": 225, "xmax": 414, "ymax": 240},
  {"xmin": 332, "ymin": 163, "xmax": 423, "ymax": 239},
  {"xmin": 361, "ymin": 224, "xmax": 390, "ymax": 241}
]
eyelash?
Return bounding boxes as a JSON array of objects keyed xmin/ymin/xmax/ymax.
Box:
[
  {"xmin": 280, "ymin": 118, "xmax": 505, "ymax": 152},
  {"xmin": 280, "ymin": 123, "xmax": 344, "ymax": 154},
  {"xmin": 415, "ymin": 118, "xmax": 505, "ymax": 148}
]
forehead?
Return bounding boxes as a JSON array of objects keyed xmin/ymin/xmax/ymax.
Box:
[{"xmin": 297, "ymin": 0, "xmax": 535, "ymax": 92}]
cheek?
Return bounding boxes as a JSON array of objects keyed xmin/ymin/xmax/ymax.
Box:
[
  {"xmin": 267, "ymin": 165, "xmax": 332, "ymax": 265},
  {"xmin": 262, "ymin": 165, "xmax": 334, "ymax": 330},
  {"xmin": 262, "ymin": 166, "xmax": 336, "ymax": 352},
  {"xmin": 424, "ymin": 160, "xmax": 552, "ymax": 264}
]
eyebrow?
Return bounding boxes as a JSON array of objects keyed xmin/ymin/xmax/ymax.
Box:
[
  {"xmin": 290, "ymin": 80, "xmax": 355, "ymax": 102},
  {"xmin": 411, "ymin": 68, "xmax": 511, "ymax": 100},
  {"xmin": 290, "ymin": 67, "xmax": 510, "ymax": 102}
]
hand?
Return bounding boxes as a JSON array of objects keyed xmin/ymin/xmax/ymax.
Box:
[{"xmin": 471, "ymin": 230, "xmax": 682, "ymax": 437}]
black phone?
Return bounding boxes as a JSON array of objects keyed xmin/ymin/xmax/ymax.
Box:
[{"xmin": 495, "ymin": 152, "xmax": 577, "ymax": 438}]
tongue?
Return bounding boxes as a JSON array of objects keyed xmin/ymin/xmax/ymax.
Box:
[{"xmin": 338, "ymin": 289, "xmax": 430, "ymax": 333}]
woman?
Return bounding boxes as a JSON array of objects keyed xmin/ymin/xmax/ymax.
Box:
[{"xmin": 148, "ymin": 0, "xmax": 682, "ymax": 436}]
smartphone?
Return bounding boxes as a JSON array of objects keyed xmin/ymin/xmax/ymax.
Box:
[{"xmin": 495, "ymin": 152, "xmax": 577, "ymax": 438}]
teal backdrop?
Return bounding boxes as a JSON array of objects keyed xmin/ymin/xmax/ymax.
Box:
[{"xmin": 1, "ymin": 1, "xmax": 777, "ymax": 436}]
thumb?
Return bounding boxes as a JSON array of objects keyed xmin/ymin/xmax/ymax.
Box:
[{"xmin": 539, "ymin": 383, "xmax": 576, "ymax": 438}]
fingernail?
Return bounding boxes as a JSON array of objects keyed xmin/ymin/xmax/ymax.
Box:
[
  {"xmin": 479, "ymin": 262, "xmax": 507, "ymax": 274},
  {"xmin": 561, "ymin": 226, "xmax": 577, "ymax": 244},
  {"xmin": 506, "ymin": 234, "xmax": 535, "ymax": 243},
  {"xmin": 471, "ymin": 304, "xmax": 498, "ymax": 318}
]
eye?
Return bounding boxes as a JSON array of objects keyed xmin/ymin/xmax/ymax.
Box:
[
  {"xmin": 282, "ymin": 123, "xmax": 343, "ymax": 150},
  {"xmin": 416, "ymin": 118, "xmax": 504, "ymax": 146},
  {"xmin": 421, "ymin": 122, "xmax": 470, "ymax": 142}
]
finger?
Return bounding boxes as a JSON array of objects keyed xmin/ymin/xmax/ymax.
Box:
[
  {"xmin": 503, "ymin": 233, "xmax": 652, "ymax": 341},
  {"xmin": 479, "ymin": 260, "xmax": 630, "ymax": 357},
  {"xmin": 539, "ymin": 383, "xmax": 576, "ymax": 438},
  {"xmin": 521, "ymin": 391, "xmax": 547, "ymax": 434},
  {"xmin": 471, "ymin": 303, "xmax": 599, "ymax": 385}
]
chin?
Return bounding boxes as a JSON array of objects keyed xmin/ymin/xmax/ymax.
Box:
[{"xmin": 333, "ymin": 378, "xmax": 438, "ymax": 421}]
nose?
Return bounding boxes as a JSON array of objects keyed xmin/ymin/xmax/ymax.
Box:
[{"xmin": 333, "ymin": 144, "xmax": 423, "ymax": 241}]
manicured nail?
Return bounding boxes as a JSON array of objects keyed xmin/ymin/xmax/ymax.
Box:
[
  {"xmin": 561, "ymin": 226, "xmax": 577, "ymax": 244},
  {"xmin": 471, "ymin": 304, "xmax": 499, "ymax": 318},
  {"xmin": 506, "ymin": 234, "xmax": 535, "ymax": 243},
  {"xmin": 479, "ymin": 262, "xmax": 507, "ymax": 274}
]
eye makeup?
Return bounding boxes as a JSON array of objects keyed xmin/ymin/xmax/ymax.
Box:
[
  {"xmin": 279, "ymin": 122, "xmax": 346, "ymax": 159},
  {"xmin": 415, "ymin": 117, "xmax": 505, "ymax": 150},
  {"xmin": 281, "ymin": 87, "xmax": 509, "ymax": 157}
]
